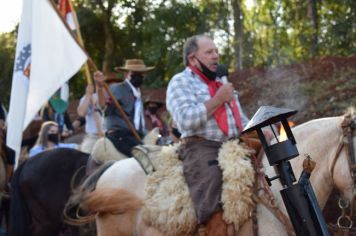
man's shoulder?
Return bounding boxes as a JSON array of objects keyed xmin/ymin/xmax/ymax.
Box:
[
  {"xmin": 110, "ymin": 81, "xmax": 130, "ymax": 93},
  {"xmin": 169, "ymin": 68, "xmax": 194, "ymax": 86}
]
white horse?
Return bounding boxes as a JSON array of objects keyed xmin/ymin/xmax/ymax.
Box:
[{"xmin": 74, "ymin": 114, "xmax": 356, "ymax": 236}]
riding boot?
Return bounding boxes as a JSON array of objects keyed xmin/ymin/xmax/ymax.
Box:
[{"xmin": 205, "ymin": 210, "xmax": 228, "ymax": 236}]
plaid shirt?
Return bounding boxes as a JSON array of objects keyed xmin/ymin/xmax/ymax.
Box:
[{"xmin": 166, "ymin": 67, "xmax": 249, "ymax": 142}]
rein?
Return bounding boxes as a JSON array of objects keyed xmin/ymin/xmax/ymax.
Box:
[
  {"xmin": 329, "ymin": 115, "xmax": 356, "ymax": 233},
  {"xmin": 251, "ymin": 150, "xmax": 295, "ymax": 236}
]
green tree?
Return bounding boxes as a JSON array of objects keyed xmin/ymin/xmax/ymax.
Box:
[{"xmin": 0, "ymin": 31, "xmax": 17, "ymax": 106}]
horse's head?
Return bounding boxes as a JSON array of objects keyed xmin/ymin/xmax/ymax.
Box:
[{"xmin": 329, "ymin": 112, "xmax": 356, "ymax": 209}]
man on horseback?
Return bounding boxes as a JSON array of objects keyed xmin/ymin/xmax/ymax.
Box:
[
  {"xmin": 166, "ymin": 34, "xmax": 250, "ymax": 235},
  {"xmin": 77, "ymin": 83, "xmax": 106, "ymax": 153},
  {"xmin": 94, "ymin": 59, "xmax": 155, "ymax": 157}
]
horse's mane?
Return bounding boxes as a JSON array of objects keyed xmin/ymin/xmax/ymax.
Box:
[
  {"xmin": 292, "ymin": 106, "xmax": 355, "ymax": 135},
  {"xmin": 63, "ymin": 160, "xmax": 116, "ymax": 225}
]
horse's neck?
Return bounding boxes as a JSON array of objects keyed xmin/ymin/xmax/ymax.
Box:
[{"xmin": 292, "ymin": 117, "xmax": 342, "ymax": 207}]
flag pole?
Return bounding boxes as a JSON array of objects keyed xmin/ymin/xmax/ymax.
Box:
[
  {"xmin": 65, "ymin": 0, "xmax": 103, "ymax": 136},
  {"xmin": 66, "ymin": 0, "xmax": 92, "ymax": 85},
  {"xmin": 48, "ymin": 0, "xmax": 141, "ymax": 142}
]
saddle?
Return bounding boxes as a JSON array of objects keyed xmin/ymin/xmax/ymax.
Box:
[{"xmin": 141, "ymin": 140, "xmax": 255, "ymax": 236}]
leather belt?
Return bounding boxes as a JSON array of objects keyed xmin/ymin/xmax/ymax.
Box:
[{"xmin": 181, "ymin": 136, "xmax": 206, "ymax": 143}]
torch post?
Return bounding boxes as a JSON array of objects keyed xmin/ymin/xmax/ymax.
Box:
[{"xmin": 242, "ymin": 106, "xmax": 329, "ymax": 236}]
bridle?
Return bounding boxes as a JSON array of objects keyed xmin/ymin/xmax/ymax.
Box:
[
  {"xmin": 329, "ymin": 115, "xmax": 356, "ymax": 231},
  {"xmin": 252, "ymin": 115, "xmax": 356, "ymax": 236}
]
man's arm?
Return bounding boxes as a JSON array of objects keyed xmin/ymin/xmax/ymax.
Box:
[
  {"xmin": 204, "ymin": 83, "xmax": 234, "ymax": 118},
  {"xmin": 94, "ymin": 71, "xmax": 106, "ymax": 109},
  {"xmin": 77, "ymin": 84, "xmax": 94, "ymax": 117}
]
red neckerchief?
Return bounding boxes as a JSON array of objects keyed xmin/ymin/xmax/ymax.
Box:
[{"xmin": 189, "ymin": 65, "xmax": 243, "ymax": 136}]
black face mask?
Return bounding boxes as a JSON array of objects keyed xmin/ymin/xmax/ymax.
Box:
[
  {"xmin": 130, "ymin": 74, "xmax": 144, "ymax": 87},
  {"xmin": 171, "ymin": 127, "xmax": 181, "ymax": 139},
  {"xmin": 47, "ymin": 133, "xmax": 59, "ymax": 144},
  {"xmin": 196, "ymin": 58, "xmax": 217, "ymax": 81},
  {"xmin": 148, "ymin": 106, "xmax": 159, "ymax": 115}
]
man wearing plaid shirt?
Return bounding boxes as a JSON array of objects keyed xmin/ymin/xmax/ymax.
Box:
[{"xmin": 167, "ymin": 34, "xmax": 249, "ymax": 235}]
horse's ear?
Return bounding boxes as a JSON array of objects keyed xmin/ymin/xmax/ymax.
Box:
[{"xmin": 143, "ymin": 128, "xmax": 160, "ymax": 145}]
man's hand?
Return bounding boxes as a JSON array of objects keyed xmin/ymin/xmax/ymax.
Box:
[
  {"xmin": 94, "ymin": 71, "xmax": 105, "ymax": 88},
  {"xmin": 85, "ymin": 84, "xmax": 94, "ymax": 96},
  {"xmin": 215, "ymin": 83, "xmax": 234, "ymax": 103}
]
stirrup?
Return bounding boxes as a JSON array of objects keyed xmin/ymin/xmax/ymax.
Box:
[{"xmin": 132, "ymin": 145, "xmax": 156, "ymax": 175}]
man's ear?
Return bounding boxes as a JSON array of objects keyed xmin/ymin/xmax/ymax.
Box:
[{"xmin": 187, "ymin": 53, "xmax": 197, "ymax": 67}]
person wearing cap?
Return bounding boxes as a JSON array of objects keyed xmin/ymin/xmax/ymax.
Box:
[
  {"xmin": 144, "ymin": 97, "xmax": 168, "ymax": 137},
  {"xmin": 94, "ymin": 59, "xmax": 154, "ymax": 157}
]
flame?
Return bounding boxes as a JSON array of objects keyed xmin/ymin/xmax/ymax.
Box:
[{"xmin": 279, "ymin": 121, "xmax": 295, "ymax": 141}]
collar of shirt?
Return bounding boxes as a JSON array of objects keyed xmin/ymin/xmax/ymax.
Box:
[{"xmin": 125, "ymin": 79, "xmax": 141, "ymax": 99}]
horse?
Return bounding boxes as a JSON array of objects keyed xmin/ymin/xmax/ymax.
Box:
[
  {"xmin": 8, "ymin": 148, "xmax": 89, "ymax": 236},
  {"xmin": 8, "ymin": 127, "xmax": 162, "ymax": 236},
  {"xmin": 70, "ymin": 112, "xmax": 356, "ymax": 235}
]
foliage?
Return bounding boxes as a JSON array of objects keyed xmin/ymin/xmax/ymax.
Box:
[
  {"xmin": 0, "ymin": 0, "xmax": 355, "ymax": 103},
  {"xmin": 0, "ymin": 31, "xmax": 16, "ymax": 107}
]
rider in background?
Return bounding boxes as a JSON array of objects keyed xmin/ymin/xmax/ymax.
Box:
[
  {"xmin": 94, "ymin": 59, "xmax": 155, "ymax": 157},
  {"xmin": 29, "ymin": 121, "xmax": 77, "ymax": 158},
  {"xmin": 144, "ymin": 97, "xmax": 168, "ymax": 137},
  {"xmin": 77, "ymin": 83, "xmax": 105, "ymax": 153}
]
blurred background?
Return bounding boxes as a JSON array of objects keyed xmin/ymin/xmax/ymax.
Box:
[{"xmin": 0, "ymin": 0, "xmax": 355, "ymax": 123}]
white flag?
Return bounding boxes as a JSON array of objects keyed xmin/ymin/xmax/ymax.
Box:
[{"xmin": 7, "ymin": 0, "xmax": 88, "ymax": 167}]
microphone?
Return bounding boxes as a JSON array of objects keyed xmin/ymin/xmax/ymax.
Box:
[
  {"xmin": 216, "ymin": 64, "xmax": 229, "ymax": 84},
  {"xmin": 216, "ymin": 64, "xmax": 237, "ymax": 105}
]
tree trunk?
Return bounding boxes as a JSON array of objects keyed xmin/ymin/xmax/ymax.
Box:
[
  {"xmin": 308, "ymin": 0, "xmax": 318, "ymax": 57},
  {"xmin": 101, "ymin": 9, "xmax": 115, "ymax": 73},
  {"xmin": 231, "ymin": 0, "xmax": 244, "ymax": 70}
]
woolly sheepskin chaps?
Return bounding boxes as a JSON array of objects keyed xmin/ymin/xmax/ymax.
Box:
[{"xmin": 142, "ymin": 140, "xmax": 255, "ymax": 236}]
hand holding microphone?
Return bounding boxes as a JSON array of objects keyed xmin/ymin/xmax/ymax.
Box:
[{"xmin": 216, "ymin": 64, "xmax": 234, "ymax": 103}]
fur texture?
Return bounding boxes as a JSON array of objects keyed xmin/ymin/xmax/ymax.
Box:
[
  {"xmin": 218, "ymin": 140, "xmax": 255, "ymax": 231},
  {"xmin": 142, "ymin": 144, "xmax": 197, "ymax": 236},
  {"xmin": 142, "ymin": 140, "xmax": 255, "ymax": 235}
]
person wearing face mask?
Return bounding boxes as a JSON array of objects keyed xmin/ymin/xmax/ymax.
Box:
[
  {"xmin": 94, "ymin": 59, "xmax": 155, "ymax": 157},
  {"xmin": 28, "ymin": 121, "xmax": 78, "ymax": 157},
  {"xmin": 144, "ymin": 98, "xmax": 168, "ymax": 137},
  {"xmin": 166, "ymin": 34, "xmax": 251, "ymax": 235}
]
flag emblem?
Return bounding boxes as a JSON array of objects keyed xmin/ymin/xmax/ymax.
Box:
[{"xmin": 15, "ymin": 44, "xmax": 31, "ymax": 79}]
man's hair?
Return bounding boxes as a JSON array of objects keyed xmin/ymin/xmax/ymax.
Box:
[{"xmin": 183, "ymin": 34, "xmax": 212, "ymax": 66}]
